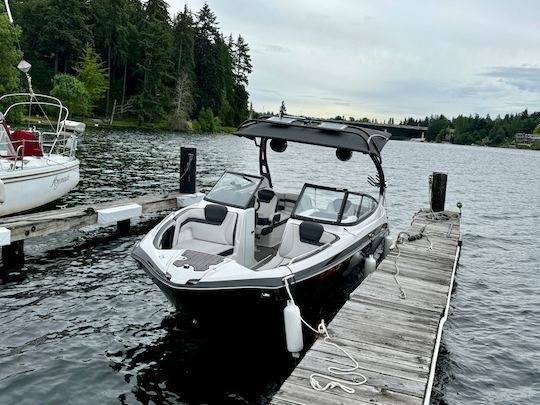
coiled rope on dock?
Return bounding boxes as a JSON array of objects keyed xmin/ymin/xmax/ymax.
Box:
[{"xmin": 284, "ymin": 278, "xmax": 368, "ymax": 394}]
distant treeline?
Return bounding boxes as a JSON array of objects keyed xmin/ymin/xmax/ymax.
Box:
[
  {"xmin": 317, "ymin": 112, "xmax": 540, "ymax": 147},
  {"xmin": 398, "ymin": 112, "xmax": 540, "ymax": 146},
  {"xmin": 3, "ymin": 1, "xmax": 252, "ymax": 130}
]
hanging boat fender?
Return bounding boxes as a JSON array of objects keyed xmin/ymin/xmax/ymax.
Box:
[
  {"xmin": 283, "ymin": 300, "xmax": 303, "ymax": 358},
  {"xmin": 0, "ymin": 179, "xmax": 5, "ymax": 204},
  {"xmin": 383, "ymin": 235, "xmax": 393, "ymax": 259},
  {"xmin": 364, "ymin": 254, "xmax": 376, "ymax": 275}
]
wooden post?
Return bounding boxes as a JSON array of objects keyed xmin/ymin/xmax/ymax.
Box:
[
  {"xmin": 2, "ymin": 241, "xmax": 24, "ymax": 269},
  {"xmin": 117, "ymin": 219, "xmax": 131, "ymax": 235},
  {"xmin": 180, "ymin": 146, "xmax": 196, "ymax": 194},
  {"xmin": 430, "ymin": 172, "xmax": 448, "ymax": 212}
]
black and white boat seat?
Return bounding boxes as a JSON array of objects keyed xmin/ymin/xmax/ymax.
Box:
[
  {"xmin": 258, "ymin": 221, "xmax": 337, "ymax": 269},
  {"xmin": 256, "ymin": 188, "xmax": 278, "ymax": 235},
  {"xmin": 174, "ymin": 204, "xmax": 237, "ymax": 256}
]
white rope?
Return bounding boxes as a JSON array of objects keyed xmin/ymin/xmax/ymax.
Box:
[
  {"xmin": 309, "ymin": 321, "xmax": 368, "ymax": 394},
  {"xmin": 179, "ymin": 153, "xmax": 194, "ymax": 181},
  {"xmin": 283, "ymin": 278, "xmax": 367, "ymax": 393}
]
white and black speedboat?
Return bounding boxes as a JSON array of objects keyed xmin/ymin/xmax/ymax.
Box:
[{"xmin": 133, "ymin": 116, "xmax": 391, "ymax": 316}]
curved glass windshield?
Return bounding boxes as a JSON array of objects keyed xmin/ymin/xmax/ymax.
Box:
[
  {"xmin": 205, "ymin": 172, "xmax": 263, "ymax": 208},
  {"xmin": 292, "ymin": 184, "xmax": 377, "ymax": 224}
]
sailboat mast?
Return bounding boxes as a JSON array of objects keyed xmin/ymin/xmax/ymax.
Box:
[{"xmin": 3, "ymin": 0, "xmax": 14, "ymax": 24}]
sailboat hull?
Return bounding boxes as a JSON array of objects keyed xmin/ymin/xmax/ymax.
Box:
[{"xmin": 0, "ymin": 159, "xmax": 79, "ymax": 216}]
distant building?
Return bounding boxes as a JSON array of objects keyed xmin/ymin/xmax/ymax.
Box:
[{"xmin": 515, "ymin": 133, "xmax": 540, "ymax": 144}]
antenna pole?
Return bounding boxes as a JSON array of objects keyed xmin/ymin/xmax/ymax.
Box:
[{"xmin": 3, "ymin": 0, "xmax": 14, "ymax": 24}]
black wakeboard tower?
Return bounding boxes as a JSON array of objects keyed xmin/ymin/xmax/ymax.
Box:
[{"xmin": 233, "ymin": 115, "xmax": 392, "ymax": 197}]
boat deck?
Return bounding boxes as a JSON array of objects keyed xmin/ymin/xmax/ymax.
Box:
[{"xmin": 271, "ymin": 209, "xmax": 462, "ymax": 405}]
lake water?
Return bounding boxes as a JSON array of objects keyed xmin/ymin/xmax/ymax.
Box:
[{"xmin": 0, "ymin": 129, "xmax": 538, "ymax": 404}]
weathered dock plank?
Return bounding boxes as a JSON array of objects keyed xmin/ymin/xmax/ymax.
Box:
[
  {"xmin": 0, "ymin": 193, "xmax": 182, "ymax": 242},
  {"xmin": 271, "ymin": 210, "xmax": 461, "ymax": 405}
]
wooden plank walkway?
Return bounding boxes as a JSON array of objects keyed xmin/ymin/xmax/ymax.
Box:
[
  {"xmin": 271, "ymin": 209, "xmax": 462, "ymax": 405},
  {"xmin": 0, "ymin": 192, "xmax": 182, "ymax": 242}
]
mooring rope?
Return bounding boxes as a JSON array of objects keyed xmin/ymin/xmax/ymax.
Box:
[
  {"xmin": 283, "ymin": 278, "xmax": 368, "ymax": 394},
  {"xmin": 179, "ymin": 153, "xmax": 194, "ymax": 181}
]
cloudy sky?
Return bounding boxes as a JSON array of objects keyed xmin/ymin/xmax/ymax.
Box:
[{"xmin": 169, "ymin": 0, "xmax": 540, "ymax": 121}]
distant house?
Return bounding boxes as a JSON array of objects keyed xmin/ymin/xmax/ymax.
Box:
[{"xmin": 515, "ymin": 133, "xmax": 540, "ymax": 144}]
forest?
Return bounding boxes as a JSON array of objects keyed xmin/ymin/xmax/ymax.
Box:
[
  {"xmin": 1, "ymin": 1, "xmax": 539, "ymax": 144},
  {"xmin": 398, "ymin": 112, "xmax": 540, "ymax": 147},
  {"xmin": 1, "ymin": 0, "xmax": 252, "ymax": 131}
]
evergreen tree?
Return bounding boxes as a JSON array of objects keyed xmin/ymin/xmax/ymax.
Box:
[
  {"xmin": 172, "ymin": 5, "xmax": 195, "ymax": 79},
  {"xmin": 229, "ymin": 34, "xmax": 252, "ymax": 125},
  {"xmin": 74, "ymin": 45, "xmax": 109, "ymax": 114},
  {"xmin": 133, "ymin": 0, "xmax": 173, "ymax": 122},
  {"xmin": 8, "ymin": 0, "xmax": 254, "ymax": 130},
  {"xmin": 194, "ymin": 3, "xmax": 223, "ymax": 114},
  {"xmin": 37, "ymin": 0, "xmax": 92, "ymax": 74},
  {"xmin": 0, "ymin": 14, "xmax": 22, "ymax": 94},
  {"xmin": 231, "ymin": 35, "xmax": 252, "ymax": 86},
  {"xmin": 90, "ymin": 0, "xmax": 132, "ymax": 115}
]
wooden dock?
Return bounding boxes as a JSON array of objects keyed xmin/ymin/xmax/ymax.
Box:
[
  {"xmin": 271, "ymin": 209, "xmax": 462, "ymax": 405},
  {"xmin": 0, "ymin": 192, "xmax": 201, "ymax": 268}
]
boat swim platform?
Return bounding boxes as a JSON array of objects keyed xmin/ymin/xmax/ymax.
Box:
[
  {"xmin": 271, "ymin": 209, "xmax": 462, "ymax": 405},
  {"xmin": 0, "ymin": 192, "xmax": 203, "ymax": 267}
]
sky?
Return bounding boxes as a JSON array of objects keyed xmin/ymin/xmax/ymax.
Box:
[{"xmin": 168, "ymin": 0, "xmax": 540, "ymax": 121}]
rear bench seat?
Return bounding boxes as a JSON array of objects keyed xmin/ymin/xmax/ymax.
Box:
[{"xmin": 173, "ymin": 204, "xmax": 237, "ymax": 256}]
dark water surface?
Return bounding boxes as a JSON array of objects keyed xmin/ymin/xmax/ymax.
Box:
[{"xmin": 0, "ymin": 129, "xmax": 539, "ymax": 404}]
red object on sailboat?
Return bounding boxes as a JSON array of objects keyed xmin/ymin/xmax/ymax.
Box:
[{"xmin": 9, "ymin": 129, "xmax": 43, "ymax": 157}]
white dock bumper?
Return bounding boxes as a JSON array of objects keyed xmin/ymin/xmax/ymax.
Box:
[
  {"xmin": 176, "ymin": 193, "xmax": 204, "ymax": 208},
  {"xmin": 97, "ymin": 203, "xmax": 142, "ymax": 225},
  {"xmin": 0, "ymin": 227, "xmax": 11, "ymax": 246}
]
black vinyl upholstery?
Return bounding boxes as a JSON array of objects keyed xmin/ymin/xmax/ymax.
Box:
[
  {"xmin": 204, "ymin": 204, "xmax": 228, "ymax": 224},
  {"xmin": 258, "ymin": 189, "xmax": 276, "ymax": 203},
  {"xmin": 299, "ymin": 221, "xmax": 324, "ymax": 246}
]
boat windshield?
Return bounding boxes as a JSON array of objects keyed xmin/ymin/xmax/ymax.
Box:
[
  {"xmin": 0, "ymin": 123, "xmax": 15, "ymax": 157},
  {"xmin": 205, "ymin": 172, "xmax": 263, "ymax": 209},
  {"xmin": 292, "ymin": 184, "xmax": 377, "ymax": 225}
]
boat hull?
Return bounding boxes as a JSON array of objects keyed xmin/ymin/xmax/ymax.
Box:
[
  {"xmin": 136, "ymin": 232, "xmax": 386, "ymax": 320},
  {"xmin": 0, "ymin": 159, "xmax": 79, "ymax": 216}
]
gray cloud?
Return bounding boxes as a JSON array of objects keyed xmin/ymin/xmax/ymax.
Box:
[
  {"xmin": 480, "ymin": 66, "xmax": 540, "ymax": 92},
  {"xmin": 169, "ymin": 0, "xmax": 540, "ymax": 119},
  {"xmin": 256, "ymin": 44, "xmax": 290, "ymax": 54}
]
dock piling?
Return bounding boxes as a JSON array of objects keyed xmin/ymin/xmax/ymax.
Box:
[
  {"xmin": 116, "ymin": 219, "xmax": 131, "ymax": 235},
  {"xmin": 430, "ymin": 171, "xmax": 448, "ymax": 212},
  {"xmin": 2, "ymin": 240, "xmax": 24, "ymax": 269}
]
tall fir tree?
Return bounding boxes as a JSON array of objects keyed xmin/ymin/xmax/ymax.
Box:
[
  {"xmin": 133, "ymin": 0, "xmax": 173, "ymax": 122},
  {"xmin": 37, "ymin": 0, "xmax": 92, "ymax": 74},
  {"xmin": 194, "ymin": 3, "xmax": 224, "ymax": 115}
]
